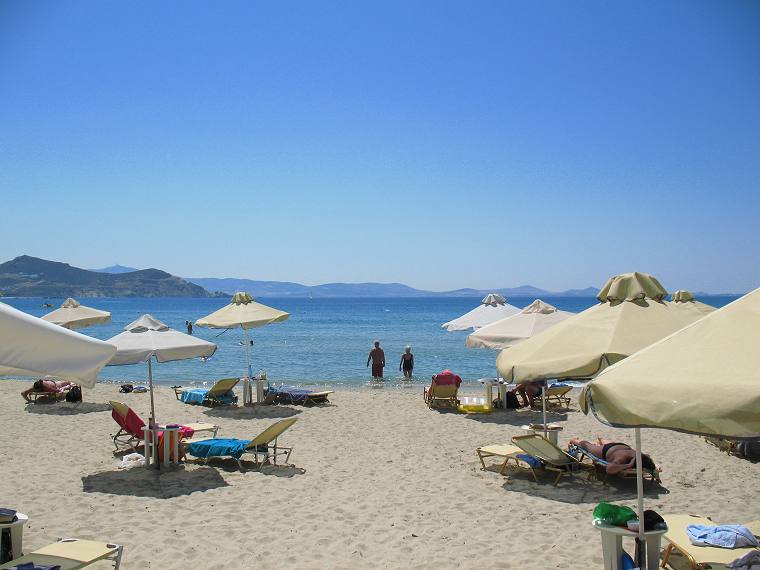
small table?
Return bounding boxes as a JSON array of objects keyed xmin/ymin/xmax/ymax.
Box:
[
  {"xmin": 479, "ymin": 379, "xmax": 508, "ymax": 408},
  {"xmin": 0, "ymin": 512, "xmax": 28, "ymax": 560},
  {"xmin": 521, "ymin": 424, "xmax": 563, "ymax": 446},
  {"xmin": 593, "ymin": 520, "xmax": 667, "ymax": 570}
]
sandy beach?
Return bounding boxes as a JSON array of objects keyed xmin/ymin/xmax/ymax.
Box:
[{"xmin": 2, "ymin": 380, "xmax": 759, "ymax": 569}]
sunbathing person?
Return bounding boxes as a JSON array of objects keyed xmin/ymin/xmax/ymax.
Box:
[
  {"xmin": 569, "ymin": 437, "xmax": 656, "ymax": 475},
  {"xmin": 513, "ymin": 380, "xmax": 544, "ymax": 407},
  {"xmin": 21, "ymin": 378, "xmax": 73, "ymax": 402}
]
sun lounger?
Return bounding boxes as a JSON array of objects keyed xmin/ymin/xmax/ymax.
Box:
[
  {"xmin": 177, "ymin": 378, "xmax": 239, "ymax": 407},
  {"xmin": 265, "ymin": 385, "xmax": 334, "ymax": 406},
  {"xmin": 476, "ymin": 444, "xmax": 541, "ymax": 480},
  {"xmin": 26, "ymin": 384, "xmax": 76, "ymax": 404},
  {"xmin": 540, "ymin": 384, "xmax": 573, "ymax": 409},
  {"xmin": 0, "ymin": 538, "xmax": 123, "ymax": 569},
  {"xmin": 661, "ymin": 514, "xmax": 760, "ymax": 569},
  {"xmin": 511, "ymin": 434, "xmax": 594, "ymax": 485},
  {"xmin": 185, "ymin": 418, "xmax": 297, "ymax": 471},
  {"xmin": 567, "ymin": 443, "xmax": 661, "ymax": 483},
  {"xmin": 109, "ymin": 401, "xmax": 218, "ymax": 453},
  {"xmin": 424, "ymin": 371, "xmax": 461, "ymax": 409}
]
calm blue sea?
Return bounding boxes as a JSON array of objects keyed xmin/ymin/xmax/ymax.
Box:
[{"xmin": 2, "ymin": 296, "xmax": 739, "ymax": 388}]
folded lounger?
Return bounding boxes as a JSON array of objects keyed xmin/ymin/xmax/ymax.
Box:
[
  {"xmin": 423, "ymin": 370, "xmax": 461, "ymax": 409},
  {"xmin": 0, "ymin": 538, "xmax": 123, "ymax": 570},
  {"xmin": 186, "ymin": 418, "xmax": 297, "ymax": 471},
  {"xmin": 567, "ymin": 443, "xmax": 661, "ymax": 483},
  {"xmin": 661, "ymin": 514, "xmax": 760, "ymax": 570},
  {"xmin": 109, "ymin": 401, "xmax": 218, "ymax": 453},
  {"xmin": 539, "ymin": 384, "xmax": 573, "ymax": 409},
  {"xmin": 476, "ymin": 444, "xmax": 542, "ymax": 481},
  {"xmin": 177, "ymin": 378, "xmax": 239, "ymax": 407},
  {"xmin": 511, "ymin": 434, "xmax": 594, "ymax": 485},
  {"xmin": 265, "ymin": 385, "xmax": 334, "ymax": 406}
]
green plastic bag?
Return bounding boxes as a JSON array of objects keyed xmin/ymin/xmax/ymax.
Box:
[{"xmin": 593, "ymin": 502, "xmax": 638, "ymax": 525}]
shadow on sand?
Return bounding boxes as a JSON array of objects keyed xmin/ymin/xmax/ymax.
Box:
[
  {"xmin": 461, "ymin": 407, "xmax": 573, "ymax": 427},
  {"xmin": 82, "ymin": 466, "xmax": 229, "ymax": 498},
  {"xmin": 189, "ymin": 457, "xmax": 307, "ymax": 477},
  {"xmin": 202, "ymin": 405, "xmax": 302, "ymax": 420},
  {"xmin": 26, "ymin": 401, "xmax": 111, "ymax": 415}
]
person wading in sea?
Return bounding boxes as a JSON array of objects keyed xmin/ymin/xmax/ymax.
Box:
[{"xmin": 367, "ymin": 340, "xmax": 385, "ymax": 378}]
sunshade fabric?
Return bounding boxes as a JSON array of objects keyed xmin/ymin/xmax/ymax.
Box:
[
  {"xmin": 195, "ymin": 292, "xmax": 289, "ymax": 330},
  {"xmin": 669, "ymin": 290, "xmax": 716, "ymax": 320},
  {"xmin": 0, "ymin": 301, "xmax": 116, "ymax": 387},
  {"xmin": 580, "ymin": 287, "xmax": 760, "ymax": 438},
  {"xmin": 496, "ymin": 273, "xmax": 706, "ymax": 383},
  {"xmin": 671, "ymin": 289, "xmax": 694, "ymax": 302},
  {"xmin": 42, "ymin": 297, "xmax": 111, "ymax": 329},
  {"xmin": 597, "ymin": 272, "xmax": 667, "ymax": 302},
  {"xmin": 465, "ymin": 299, "xmax": 573, "ymax": 349},
  {"xmin": 107, "ymin": 314, "xmax": 217, "ymax": 365},
  {"xmin": 442, "ymin": 293, "xmax": 520, "ymax": 331}
]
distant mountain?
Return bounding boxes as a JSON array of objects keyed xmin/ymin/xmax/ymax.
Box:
[
  {"xmin": 0, "ymin": 256, "xmax": 214, "ymax": 298},
  {"xmin": 187, "ymin": 276, "xmax": 599, "ymax": 298},
  {"xmin": 90, "ymin": 264, "xmax": 139, "ymax": 274}
]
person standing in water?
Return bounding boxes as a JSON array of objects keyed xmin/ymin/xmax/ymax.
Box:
[
  {"xmin": 367, "ymin": 340, "xmax": 385, "ymax": 378},
  {"xmin": 186, "ymin": 320, "xmax": 193, "ymax": 335},
  {"xmin": 399, "ymin": 345, "xmax": 414, "ymax": 378}
]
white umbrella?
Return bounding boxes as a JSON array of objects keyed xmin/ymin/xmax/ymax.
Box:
[
  {"xmin": 0, "ymin": 301, "xmax": 116, "ymax": 388},
  {"xmin": 106, "ymin": 314, "xmax": 217, "ymax": 430},
  {"xmin": 41, "ymin": 298, "xmax": 111, "ymax": 330},
  {"xmin": 465, "ymin": 299, "xmax": 574, "ymax": 349},
  {"xmin": 442, "ymin": 293, "xmax": 521, "ymax": 331}
]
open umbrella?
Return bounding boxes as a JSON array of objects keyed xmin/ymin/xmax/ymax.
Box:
[
  {"xmin": 442, "ymin": 294, "xmax": 521, "ymax": 331},
  {"xmin": 0, "ymin": 301, "xmax": 115, "ymax": 387},
  {"xmin": 195, "ymin": 292, "xmax": 289, "ymax": 402},
  {"xmin": 106, "ymin": 315, "xmax": 217, "ymax": 434},
  {"xmin": 580, "ymin": 287, "xmax": 760, "ymax": 568},
  {"xmin": 669, "ymin": 289, "xmax": 716, "ymax": 320},
  {"xmin": 41, "ymin": 298, "xmax": 111, "ymax": 330}
]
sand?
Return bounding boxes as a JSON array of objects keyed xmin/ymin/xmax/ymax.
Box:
[{"xmin": 1, "ymin": 379, "xmax": 758, "ymax": 569}]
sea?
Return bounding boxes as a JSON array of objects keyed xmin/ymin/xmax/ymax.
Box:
[{"xmin": 2, "ymin": 295, "xmax": 739, "ymax": 390}]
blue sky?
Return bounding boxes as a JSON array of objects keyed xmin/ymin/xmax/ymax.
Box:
[{"xmin": 1, "ymin": 1, "xmax": 758, "ymax": 293}]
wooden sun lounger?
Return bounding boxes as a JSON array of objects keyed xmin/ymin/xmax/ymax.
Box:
[
  {"xmin": 423, "ymin": 381, "xmax": 459, "ymax": 409},
  {"xmin": 661, "ymin": 514, "xmax": 760, "ymax": 569},
  {"xmin": 568, "ymin": 444, "xmax": 661, "ymax": 483},
  {"xmin": 174, "ymin": 378, "xmax": 239, "ymax": 406},
  {"xmin": 511, "ymin": 434, "xmax": 594, "ymax": 485},
  {"xmin": 0, "ymin": 538, "xmax": 123, "ymax": 569},
  {"xmin": 476, "ymin": 444, "xmax": 540, "ymax": 481}
]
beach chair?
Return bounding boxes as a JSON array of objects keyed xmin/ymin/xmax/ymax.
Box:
[
  {"xmin": 0, "ymin": 538, "xmax": 123, "ymax": 569},
  {"xmin": 476, "ymin": 444, "xmax": 540, "ymax": 481},
  {"xmin": 177, "ymin": 378, "xmax": 239, "ymax": 407},
  {"xmin": 265, "ymin": 385, "xmax": 334, "ymax": 406},
  {"xmin": 185, "ymin": 418, "xmax": 297, "ymax": 471},
  {"xmin": 109, "ymin": 401, "xmax": 218, "ymax": 453},
  {"xmin": 511, "ymin": 434, "xmax": 594, "ymax": 485},
  {"xmin": 541, "ymin": 384, "xmax": 573, "ymax": 409},
  {"xmin": 567, "ymin": 443, "xmax": 661, "ymax": 483},
  {"xmin": 660, "ymin": 514, "xmax": 760, "ymax": 569},
  {"xmin": 424, "ymin": 371, "xmax": 461, "ymax": 409}
]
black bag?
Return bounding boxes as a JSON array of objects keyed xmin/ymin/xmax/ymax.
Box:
[
  {"xmin": 119, "ymin": 384, "xmax": 134, "ymax": 393},
  {"xmin": 0, "ymin": 509, "xmax": 16, "ymax": 524},
  {"xmin": 643, "ymin": 509, "xmax": 666, "ymax": 531},
  {"xmin": 505, "ymin": 391, "xmax": 521, "ymax": 409},
  {"xmin": 737, "ymin": 438, "xmax": 760, "ymax": 460},
  {"xmin": 66, "ymin": 385, "xmax": 82, "ymax": 403}
]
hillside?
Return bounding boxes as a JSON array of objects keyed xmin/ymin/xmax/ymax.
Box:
[
  {"xmin": 90, "ymin": 264, "xmax": 139, "ymax": 274},
  {"xmin": 0, "ymin": 256, "xmax": 213, "ymax": 298}
]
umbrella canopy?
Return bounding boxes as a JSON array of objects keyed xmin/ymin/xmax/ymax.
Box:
[
  {"xmin": 442, "ymin": 293, "xmax": 521, "ymax": 331},
  {"xmin": 581, "ymin": 287, "xmax": 760, "ymax": 437},
  {"xmin": 195, "ymin": 292, "xmax": 289, "ymax": 330},
  {"xmin": 465, "ymin": 299, "xmax": 574, "ymax": 349},
  {"xmin": 41, "ymin": 297, "xmax": 111, "ymax": 330},
  {"xmin": 669, "ymin": 289, "xmax": 716, "ymax": 320},
  {"xmin": 496, "ymin": 272, "xmax": 706, "ymax": 383},
  {"xmin": 107, "ymin": 314, "xmax": 217, "ymax": 365},
  {"xmin": 0, "ymin": 301, "xmax": 116, "ymax": 388}
]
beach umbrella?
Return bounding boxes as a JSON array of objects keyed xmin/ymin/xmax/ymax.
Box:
[
  {"xmin": 442, "ymin": 293, "xmax": 521, "ymax": 331},
  {"xmin": 579, "ymin": 287, "xmax": 760, "ymax": 568},
  {"xmin": 0, "ymin": 301, "xmax": 116, "ymax": 388},
  {"xmin": 465, "ymin": 299, "xmax": 573, "ymax": 349},
  {"xmin": 195, "ymin": 291, "xmax": 289, "ymax": 379},
  {"xmin": 669, "ymin": 289, "xmax": 716, "ymax": 320},
  {"xmin": 106, "ymin": 314, "xmax": 217, "ymax": 430},
  {"xmin": 41, "ymin": 297, "xmax": 111, "ymax": 330}
]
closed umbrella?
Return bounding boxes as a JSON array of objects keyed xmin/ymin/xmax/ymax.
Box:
[
  {"xmin": 442, "ymin": 293, "xmax": 521, "ymax": 331},
  {"xmin": 106, "ymin": 315, "xmax": 217, "ymax": 438},
  {"xmin": 0, "ymin": 301, "xmax": 115, "ymax": 388},
  {"xmin": 580, "ymin": 287, "xmax": 760, "ymax": 568},
  {"xmin": 465, "ymin": 299, "xmax": 573, "ymax": 349},
  {"xmin": 42, "ymin": 298, "xmax": 111, "ymax": 330},
  {"xmin": 669, "ymin": 289, "xmax": 716, "ymax": 320}
]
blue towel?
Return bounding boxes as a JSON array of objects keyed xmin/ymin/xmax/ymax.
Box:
[
  {"xmin": 11, "ymin": 564, "xmax": 61, "ymax": 570},
  {"xmin": 516, "ymin": 453, "xmax": 542, "ymax": 469},
  {"xmin": 549, "ymin": 382, "xmax": 571, "ymax": 388},
  {"xmin": 187, "ymin": 438, "xmax": 251, "ymax": 460},
  {"xmin": 687, "ymin": 524, "xmax": 760, "ymax": 549},
  {"xmin": 180, "ymin": 389, "xmax": 236, "ymax": 405}
]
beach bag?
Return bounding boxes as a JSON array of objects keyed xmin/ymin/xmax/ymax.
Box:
[
  {"xmin": 65, "ymin": 385, "xmax": 82, "ymax": 403},
  {"xmin": 505, "ymin": 391, "xmax": 521, "ymax": 409},
  {"xmin": 736, "ymin": 439, "xmax": 760, "ymax": 460},
  {"xmin": 593, "ymin": 502, "xmax": 637, "ymax": 526},
  {"xmin": 119, "ymin": 384, "xmax": 134, "ymax": 393}
]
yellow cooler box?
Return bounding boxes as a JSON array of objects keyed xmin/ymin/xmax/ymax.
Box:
[{"xmin": 458, "ymin": 396, "xmax": 492, "ymax": 413}]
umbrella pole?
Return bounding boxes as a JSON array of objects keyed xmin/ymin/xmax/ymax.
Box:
[
  {"xmin": 635, "ymin": 427, "xmax": 646, "ymax": 568},
  {"xmin": 244, "ymin": 328, "xmax": 252, "ymax": 378},
  {"xmin": 542, "ymin": 379, "xmax": 548, "ymax": 438},
  {"xmin": 148, "ymin": 359, "xmax": 158, "ymax": 470}
]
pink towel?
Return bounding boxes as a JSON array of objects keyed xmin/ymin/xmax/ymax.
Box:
[{"xmin": 432, "ymin": 370, "xmax": 462, "ymax": 387}]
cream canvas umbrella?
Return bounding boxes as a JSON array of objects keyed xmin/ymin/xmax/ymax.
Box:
[
  {"xmin": 465, "ymin": 299, "xmax": 573, "ymax": 349},
  {"xmin": 669, "ymin": 289, "xmax": 716, "ymax": 320},
  {"xmin": 42, "ymin": 297, "xmax": 111, "ymax": 330},
  {"xmin": 442, "ymin": 293, "xmax": 521, "ymax": 331},
  {"xmin": 579, "ymin": 287, "xmax": 760, "ymax": 568},
  {"xmin": 106, "ymin": 315, "xmax": 217, "ymax": 432},
  {"xmin": 0, "ymin": 301, "xmax": 116, "ymax": 388},
  {"xmin": 195, "ymin": 292, "xmax": 289, "ymax": 378}
]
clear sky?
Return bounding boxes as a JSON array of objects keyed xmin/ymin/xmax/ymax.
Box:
[{"xmin": 1, "ymin": 1, "xmax": 758, "ymax": 293}]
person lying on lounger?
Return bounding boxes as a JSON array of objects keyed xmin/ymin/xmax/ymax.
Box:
[
  {"xmin": 568, "ymin": 437, "xmax": 656, "ymax": 475},
  {"xmin": 21, "ymin": 378, "xmax": 73, "ymax": 402},
  {"xmin": 512, "ymin": 380, "xmax": 544, "ymax": 407}
]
